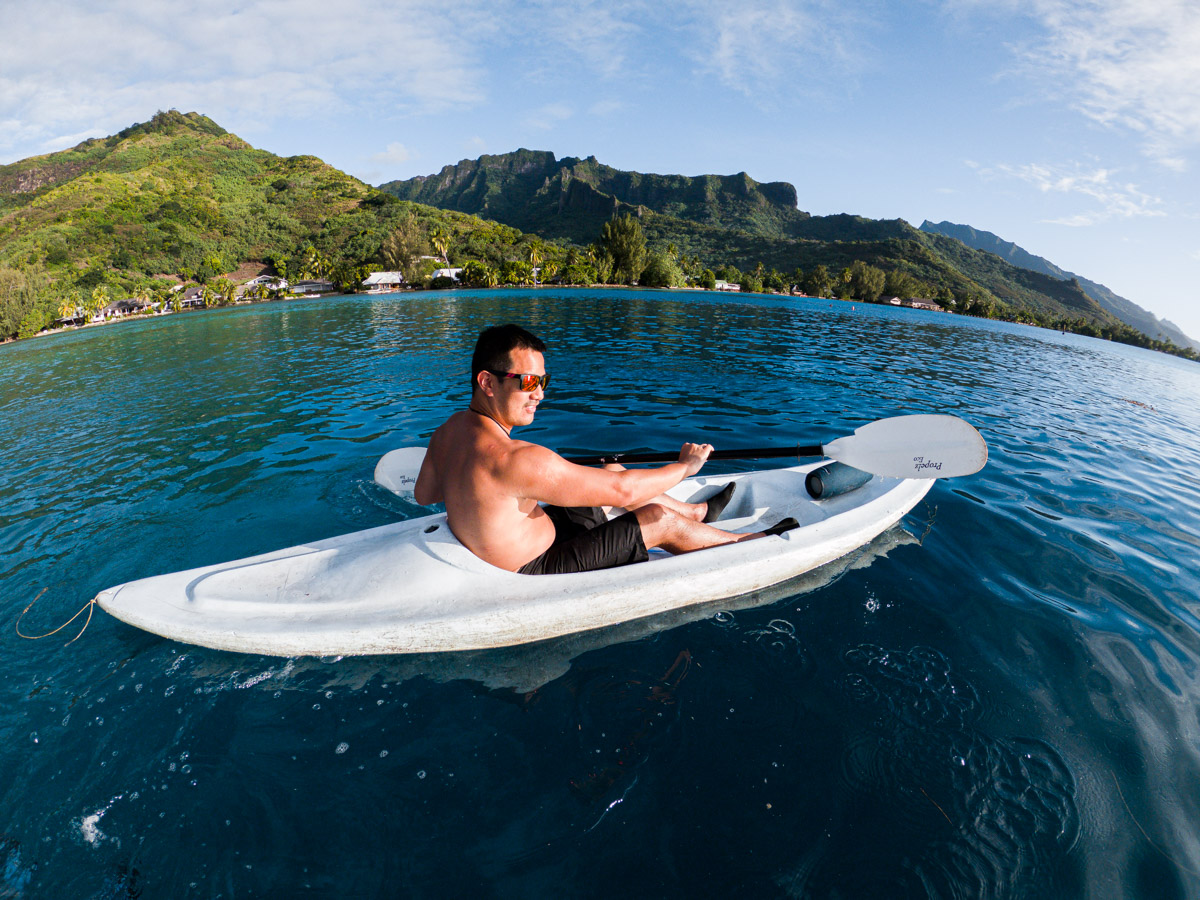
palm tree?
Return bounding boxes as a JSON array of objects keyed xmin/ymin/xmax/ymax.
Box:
[
  {"xmin": 88, "ymin": 285, "xmax": 110, "ymax": 322},
  {"xmin": 300, "ymin": 246, "xmax": 330, "ymax": 280},
  {"xmin": 58, "ymin": 289, "xmax": 82, "ymax": 323},
  {"xmin": 430, "ymin": 226, "xmax": 450, "ymax": 265},
  {"xmin": 527, "ymin": 244, "xmax": 544, "ymax": 286}
]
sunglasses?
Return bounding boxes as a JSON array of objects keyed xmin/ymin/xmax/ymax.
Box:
[{"xmin": 489, "ymin": 371, "xmax": 550, "ymax": 392}]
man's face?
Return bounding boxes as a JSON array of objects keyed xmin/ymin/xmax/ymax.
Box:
[{"xmin": 493, "ymin": 347, "xmax": 546, "ymax": 427}]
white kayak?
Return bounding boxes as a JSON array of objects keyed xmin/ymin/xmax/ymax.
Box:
[{"xmin": 95, "ymin": 459, "xmax": 933, "ymax": 656}]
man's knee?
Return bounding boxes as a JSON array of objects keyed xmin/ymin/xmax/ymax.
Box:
[{"xmin": 634, "ymin": 503, "xmax": 681, "ymax": 544}]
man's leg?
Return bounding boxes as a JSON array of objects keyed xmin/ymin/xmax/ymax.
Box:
[{"xmin": 633, "ymin": 503, "xmax": 780, "ymax": 554}]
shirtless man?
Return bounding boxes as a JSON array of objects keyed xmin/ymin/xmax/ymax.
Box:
[{"xmin": 414, "ymin": 324, "xmax": 796, "ymax": 575}]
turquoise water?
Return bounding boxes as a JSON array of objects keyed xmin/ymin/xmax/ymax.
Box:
[{"xmin": 3, "ymin": 288, "xmax": 1200, "ymax": 897}]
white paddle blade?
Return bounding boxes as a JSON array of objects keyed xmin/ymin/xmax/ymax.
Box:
[
  {"xmin": 374, "ymin": 447, "xmax": 427, "ymax": 497},
  {"xmin": 823, "ymin": 414, "xmax": 988, "ymax": 479}
]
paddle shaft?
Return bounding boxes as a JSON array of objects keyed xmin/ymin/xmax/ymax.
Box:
[{"xmin": 568, "ymin": 445, "xmax": 823, "ymax": 466}]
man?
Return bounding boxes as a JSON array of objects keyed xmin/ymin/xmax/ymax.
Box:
[{"xmin": 414, "ymin": 324, "xmax": 796, "ymax": 575}]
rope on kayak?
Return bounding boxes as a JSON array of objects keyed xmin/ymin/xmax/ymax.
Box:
[{"xmin": 15, "ymin": 588, "xmax": 95, "ymax": 645}]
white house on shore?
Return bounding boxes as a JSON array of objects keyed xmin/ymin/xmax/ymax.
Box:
[
  {"xmin": 289, "ymin": 279, "xmax": 336, "ymax": 296},
  {"xmin": 714, "ymin": 280, "xmax": 741, "ymax": 292},
  {"xmin": 242, "ymin": 275, "xmax": 288, "ymax": 290},
  {"xmin": 884, "ymin": 295, "xmax": 945, "ymax": 311},
  {"xmin": 432, "ymin": 267, "xmax": 463, "ymax": 282},
  {"xmin": 362, "ymin": 271, "xmax": 405, "ymax": 293}
]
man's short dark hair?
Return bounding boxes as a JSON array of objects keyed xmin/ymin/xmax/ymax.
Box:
[{"xmin": 471, "ymin": 324, "xmax": 546, "ymax": 391}]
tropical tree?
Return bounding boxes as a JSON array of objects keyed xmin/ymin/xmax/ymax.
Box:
[
  {"xmin": 540, "ymin": 260, "xmax": 559, "ymax": 283},
  {"xmin": 525, "ymin": 243, "xmax": 544, "ymax": 285},
  {"xmin": 598, "ymin": 214, "xmax": 647, "ymax": 285},
  {"xmin": 380, "ymin": 214, "xmax": 428, "ymax": 279},
  {"xmin": 884, "ymin": 269, "xmax": 923, "ymax": 300},
  {"xmin": 331, "ymin": 261, "xmax": 371, "ymax": 292},
  {"xmin": 430, "ymin": 225, "xmax": 450, "ymax": 265},
  {"xmin": 594, "ymin": 251, "xmax": 615, "ymax": 285},
  {"xmin": 847, "ymin": 261, "xmax": 885, "ymax": 302},
  {"xmin": 459, "ymin": 260, "xmax": 490, "ymax": 287},
  {"xmin": 88, "ymin": 285, "xmax": 110, "ymax": 321},
  {"xmin": 640, "ymin": 251, "xmax": 684, "ymax": 288},
  {"xmin": 562, "ymin": 263, "xmax": 597, "ymax": 285},
  {"xmin": 300, "ymin": 246, "xmax": 331, "ymax": 280},
  {"xmin": 500, "ymin": 259, "xmax": 532, "ymax": 285},
  {"xmin": 803, "ymin": 264, "xmax": 832, "ymax": 298},
  {"xmin": 835, "ymin": 267, "xmax": 853, "ymax": 299},
  {"xmin": 58, "ymin": 289, "xmax": 82, "ymax": 322}
]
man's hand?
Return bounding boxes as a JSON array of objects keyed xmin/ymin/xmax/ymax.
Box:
[{"xmin": 677, "ymin": 442, "xmax": 713, "ymax": 477}]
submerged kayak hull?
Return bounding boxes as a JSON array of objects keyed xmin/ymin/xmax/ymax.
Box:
[{"xmin": 96, "ymin": 462, "xmax": 932, "ymax": 656}]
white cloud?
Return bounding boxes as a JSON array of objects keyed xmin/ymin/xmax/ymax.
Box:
[
  {"xmin": 523, "ymin": 103, "xmax": 574, "ymax": 131},
  {"xmin": 514, "ymin": 0, "xmax": 646, "ymax": 80},
  {"xmin": 372, "ymin": 143, "xmax": 413, "ymax": 166},
  {"xmin": 0, "ymin": 0, "xmax": 490, "ymax": 161},
  {"xmin": 589, "ymin": 99, "xmax": 624, "ymax": 116},
  {"xmin": 970, "ymin": 0, "xmax": 1200, "ymax": 166},
  {"xmin": 979, "ymin": 160, "xmax": 1165, "ymax": 225},
  {"xmin": 681, "ymin": 0, "xmax": 871, "ymax": 100}
]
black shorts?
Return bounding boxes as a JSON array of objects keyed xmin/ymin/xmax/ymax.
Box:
[{"xmin": 517, "ymin": 505, "xmax": 649, "ymax": 576}]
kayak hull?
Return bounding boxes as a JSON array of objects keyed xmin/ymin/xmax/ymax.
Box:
[{"xmin": 96, "ymin": 462, "xmax": 932, "ymax": 656}]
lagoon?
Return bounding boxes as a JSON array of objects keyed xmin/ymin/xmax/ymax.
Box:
[{"xmin": 3, "ymin": 288, "xmax": 1199, "ymax": 897}]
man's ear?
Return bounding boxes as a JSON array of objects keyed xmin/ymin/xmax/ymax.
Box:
[{"xmin": 475, "ymin": 370, "xmax": 495, "ymax": 397}]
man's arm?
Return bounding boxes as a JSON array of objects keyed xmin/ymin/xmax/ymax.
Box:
[
  {"xmin": 413, "ymin": 449, "xmax": 442, "ymax": 506},
  {"xmin": 506, "ymin": 442, "xmax": 711, "ymax": 509}
]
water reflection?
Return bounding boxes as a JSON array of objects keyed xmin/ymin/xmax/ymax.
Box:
[{"xmin": 3, "ymin": 289, "xmax": 1200, "ymax": 895}]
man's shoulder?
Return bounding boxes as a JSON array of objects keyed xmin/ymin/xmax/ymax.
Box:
[{"xmin": 505, "ymin": 438, "xmax": 558, "ymax": 462}]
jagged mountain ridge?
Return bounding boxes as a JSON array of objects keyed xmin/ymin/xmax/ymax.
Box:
[
  {"xmin": 0, "ymin": 116, "xmax": 1174, "ymax": 350},
  {"xmin": 381, "ymin": 150, "xmax": 1127, "ymax": 330},
  {"xmin": 379, "ymin": 149, "xmax": 810, "ymax": 244},
  {"xmin": 920, "ymin": 220, "xmax": 1197, "ymax": 350}
]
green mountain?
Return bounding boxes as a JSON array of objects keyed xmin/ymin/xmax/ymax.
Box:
[
  {"xmin": 380, "ymin": 149, "xmax": 1130, "ymax": 329},
  {"xmin": 3, "ymin": 118, "xmax": 1191, "ymax": 359},
  {"xmin": 920, "ymin": 220, "xmax": 1198, "ymax": 351},
  {"xmin": 380, "ymin": 149, "xmax": 811, "ymax": 245},
  {"xmin": 0, "ymin": 111, "xmax": 549, "ymax": 338}
]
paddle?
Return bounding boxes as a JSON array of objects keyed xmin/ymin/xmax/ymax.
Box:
[{"xmin": 374, "ymin": 414, "xmax": 988, "ymax": 497}]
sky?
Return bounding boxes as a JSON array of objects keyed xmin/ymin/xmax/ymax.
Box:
[{"xmin": 2, "ymin": 0, "xmax": 1199, "ymax": 340}]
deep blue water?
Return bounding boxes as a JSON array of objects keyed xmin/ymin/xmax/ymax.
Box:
[{"xmin": 3, "ymin": 288, "xmax": 1200, "ymax": 898}]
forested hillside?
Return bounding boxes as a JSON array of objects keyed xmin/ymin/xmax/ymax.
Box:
[
  {"xmin": 1, "ymin": 115, "xmax": 1194, "ymax": 361},
  {"xmin": 920, "ymin": 220, "xmax": 1198, "ymax": 350},
  {"xmin": 382, "ymin": 150, "xmax": 1182, "ymax": 347},
  {"xmin": 0, "ymin": 112, "xmax": 556, "ymax": 339}
]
